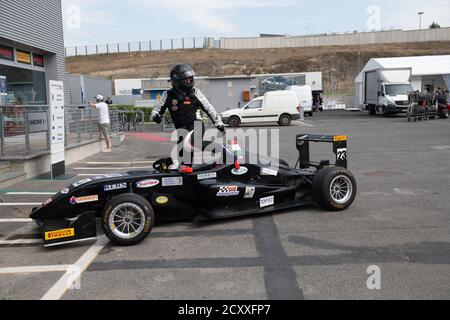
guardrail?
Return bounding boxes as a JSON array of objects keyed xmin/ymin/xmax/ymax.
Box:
[{"xmin": 0, "ymin": 105, "xmax": 145, "ymax": 159}]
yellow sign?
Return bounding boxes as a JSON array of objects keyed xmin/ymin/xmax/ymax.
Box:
[
  {"xmin": 333, "ymin": 135, "xmax": 347, "ymax": 142},
  {"xmin": 45, "ymin": 228, "xmax": 75, "ymax": 241},
  {"xmin": 16, "ymin": 50, "xmax": 31, "ymax": 64},
  {"xmin": 156, "ymin": 196, "xmax": 169, "ymax": 204}
]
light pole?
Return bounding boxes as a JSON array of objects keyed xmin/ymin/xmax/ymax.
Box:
[{"xmin": 418, "ymin": 12, "xmax": 424, "ymax": 30}]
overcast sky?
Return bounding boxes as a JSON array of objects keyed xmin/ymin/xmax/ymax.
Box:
[{"xmin": 62, "ymin": 0, "xmax": 450, "ymax": 46}]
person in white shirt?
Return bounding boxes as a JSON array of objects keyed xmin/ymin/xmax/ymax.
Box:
[{"xmin": 88, "ymin": 95, "xmax": 112, "ymax": 152}]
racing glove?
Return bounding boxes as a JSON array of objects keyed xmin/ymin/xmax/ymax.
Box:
[
  {"xmin": 152, "ymin": 113, "xmax": 162, "ymax": 125},
  {"xmin": 216, "ymin": 125, "xmax": 225, "ymax": 133}
]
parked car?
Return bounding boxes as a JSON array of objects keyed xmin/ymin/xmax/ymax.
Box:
[
  {"xmin": 221, "ymin": 91, "xmax": 300, "ymax": 127},
  {"xmin": 286, "ymin": 85, "xmax": 313, "ymax": 116}
]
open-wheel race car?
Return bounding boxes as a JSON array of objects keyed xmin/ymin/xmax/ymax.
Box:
[{"xmin": 30, "ymin": 133, "xmax": 357, "ymax": 247}]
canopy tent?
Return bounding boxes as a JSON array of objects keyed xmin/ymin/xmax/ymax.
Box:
[{"xmin": 355, "ymin": 55, "xmax": 450, "ymax": 107}]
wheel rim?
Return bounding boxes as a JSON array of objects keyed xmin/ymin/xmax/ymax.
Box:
[
  {"xmin": 109, "ymin": 203, "xmax": 146, "ymax": 239},
  {"xmin": 230, "ymin": 118, "xmax": 238, "ymax": 127},
  {"xmin": 329, "ymin": 175, "xmax": 353, "ymax": 204},
  {"xmin": 281, "ymin": 117, "xmax": 289, "ymax": 125}
]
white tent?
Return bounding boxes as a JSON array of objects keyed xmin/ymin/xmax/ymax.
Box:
[{"xmin": 355, "ymin": 55, "xmax": 450, "ymax": 107}]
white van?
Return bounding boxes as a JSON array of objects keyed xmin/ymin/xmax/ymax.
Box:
[
  {"xmin": 221, "ymin": 91, "xmax": 300, "ymax": 127},
  {"xmin": 286, "ymin": 85, "xmax": 313, "ymax": 116}
]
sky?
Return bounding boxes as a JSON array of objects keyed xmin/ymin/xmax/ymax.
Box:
[{"xmin": 62, "ymin": 0, "xmax": 450, "ymax": 47}]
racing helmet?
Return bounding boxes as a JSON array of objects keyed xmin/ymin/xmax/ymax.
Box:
[{"xmin": 170, "ymin": 64, "xmax": 196, "ymax": 92}]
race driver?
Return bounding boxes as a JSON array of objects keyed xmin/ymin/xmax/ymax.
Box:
[{"xmin": 151, "ymin": 64, "xmax": 225, "ymax": 133}]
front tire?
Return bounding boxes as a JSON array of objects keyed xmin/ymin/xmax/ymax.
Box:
[
  {"xmin": 102, "ymin": 193, "xmax": 155, "ymax": 246},
  {"xmin": 279, "ymin": 114, "xmax": 292, "ymax": 126},
  {"xmin": 228, "ymin": 116, "xmax": 241, "ymax": 128},
  {"xmin": 312, "ymin": 167, "xmax": 357, "ymax": 211}
]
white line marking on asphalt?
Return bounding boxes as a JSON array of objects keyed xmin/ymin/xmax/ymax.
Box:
[
  {"xmin": 83, "ymin": 161, "xmax": 156, "ymax": 165},
  {"xmin": 41, "ymin": 235, "xmax": 109, "ymax": 300},
  {"xmin": 5, "ymin": 192, "xmax": 55, "ymax": 195},
  {"xmin": 0, "ymin": 239, "xmax": 42, "ymax": 245},
  {"xmin": 432, "ymin": 146, "xmax": 450, "ymax": 150},
  {"xmin": 0, "ymin": 265, "xmax": 71, "ymax": 275},
  {"xmin": 294, "ymin": 121, "xmax": 314, "ymax": 127},
  {"xmin": 73, "ymin": 166, "xmax": 151, "ymax": 170},
  {"xmin": 393, "ymin": 188, "xmax": 418, "ymax": 196},
  {"xmin": 0, "ymin": 203, "xmax": 41, "ymax": 206},
  {"xmin": 0, "ymin": 218, "xmax": 33, "ymax": 223}
]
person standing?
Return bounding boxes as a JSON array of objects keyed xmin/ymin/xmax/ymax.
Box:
[{"xmin": 89, "ymin": 95, "xmax": 112, "ymax": 152}]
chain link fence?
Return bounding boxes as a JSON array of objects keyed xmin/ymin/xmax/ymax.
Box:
[
  {"xmin": 0, "ymin": 105, "xmax": 144, "ymax": 159},
  {"xmin": 65, "ymin": 37, "xmax": 212, "ymax": 57}
]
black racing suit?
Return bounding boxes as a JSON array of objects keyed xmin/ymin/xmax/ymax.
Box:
[
  {"xmin": 151, "ymin": 87, "xmax": 224, "ymax": 164},
  {"xmin": 151, "ymin": 87, "xmax": 223, "ymax": 131}
]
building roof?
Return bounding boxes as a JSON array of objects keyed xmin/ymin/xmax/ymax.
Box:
[{"xmin": 355, "ymin": 55, "xmax": 450, "ymax": 82}]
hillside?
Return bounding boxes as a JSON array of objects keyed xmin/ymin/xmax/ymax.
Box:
[{"xmin": 66, "ymin": 41, "xmax": 450, "ymax": 95}]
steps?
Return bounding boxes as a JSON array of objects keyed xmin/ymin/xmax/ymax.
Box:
[{"xmin": 0, "ymin": 161, "xmax": 27, "ymax": 189}]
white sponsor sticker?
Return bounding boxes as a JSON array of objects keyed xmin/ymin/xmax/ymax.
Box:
[
  {"xmin": 73, "ymin": 178, "xmax": 92, "ymax": 188},
  {"xmin": 261, "ymin": 168, "xmax": 278, "ymax": 176},
  {"xmin": 104, "ymin": 183, "xmax": 128, "ymax": 192},
  {"xmin": 217, "ymin": 186, "xmax": 240, "ymax": 197},
  {"xmin": 136, "ymin": 179, "xmax": 160, "ymax": 189},
  {"xmin": 244, "ymin": 187, "xmax": 256, "ymax": 199},
  {"xmin": 231, "ymin": 167, "xmax": 249, "ymax": 176},
  {"xmin": 337, "ymin": 148, "xmax": 347, "ymax": 161},
  {"xmin": 162, "ymin": 177, "xmax": 183, "ymax": 187},
  {"xmin": 198, "ymin": 172, "xmax": 217, "ymax": 180},
  {"xmin": 260, "ymin": 196, "xmax": 275, "ymax": 208},
  {"xmin": 104, "ymin": 173, "xmax": 123, "ymax": 178}
]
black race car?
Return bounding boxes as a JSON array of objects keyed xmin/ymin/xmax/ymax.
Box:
[{"xmin": 30, "ymin": 133, "xmax": 357, "ymax": 247}]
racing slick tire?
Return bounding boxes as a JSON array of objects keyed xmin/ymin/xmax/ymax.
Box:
[
  {"xmin": 228, "ymin": 116, "xmax": 241, "ymax": 128},
  {"xmin": 369, "ymin": 105, "xmax": 376, "ymax": 115},
  {"xmin": 279, "ymin": 114, "xmax": 292, "ymax": 126},
  {"xmin": 102, "ymin": 193, "xmax": 155, "ymax": 246},
  {"xmin": 312, "ymin": 166, "xmax": 357, "ymax": 211}
]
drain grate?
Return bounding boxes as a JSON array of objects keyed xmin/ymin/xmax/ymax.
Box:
[{"xmin": 14, "ymin": 208, "xmax": 33, "ymax": 218}]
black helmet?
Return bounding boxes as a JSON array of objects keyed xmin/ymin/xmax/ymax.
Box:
[{"xmin": 170, "ymin": 64, "xmax": 196, "ymax": 92}]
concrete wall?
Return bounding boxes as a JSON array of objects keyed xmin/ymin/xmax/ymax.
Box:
[
  {"xmin": 209, "ymin": 79, "xmax": 254, "ymax": 113},
  {"xmin": 221, "ymin": 28, "xmax": 450, "ymax": 49},
  {"xmin": 0, "ymin": 0, "xmax": 66, "ymax": 103}
]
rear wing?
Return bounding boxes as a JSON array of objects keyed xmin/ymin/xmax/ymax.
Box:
[{"xmin": 296, "ymin": 134, "xmax": 348, "ymax": 169}]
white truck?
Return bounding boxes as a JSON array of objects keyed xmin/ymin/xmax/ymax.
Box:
[{"xmin": 363, "ymin": 68, "xmax": 413, "ymax": 116}]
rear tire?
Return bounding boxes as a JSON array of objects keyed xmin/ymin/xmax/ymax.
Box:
[
  {"xmin": 312, "ymin": 167, "xmax": 357, "ymax": 211},
  {"xmin": 279, "ymin": 114, "xmax": 292, "ymax": 126},
  {"xmin": 369, "ymin": 105, "xmax": 376, "ymax": 115},
  {"xmin": 228, "ymin": 116, "xmax": 241, "ymax": 128},
  {"xmin": 439, "ymin": 109, "xmax": 449, "ymax": 119},
  {"xmin": 102, "ymin": 193, "xmax": 154, "ymax": 246}
]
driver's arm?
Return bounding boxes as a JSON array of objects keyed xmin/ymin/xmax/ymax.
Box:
[
  {"xmin": 151, "ymin": 91, "xmax": 168, "ymax": 123},
  {"xmin": 194, "ymin": 89, "xmax": 224, "ymax": 128}
]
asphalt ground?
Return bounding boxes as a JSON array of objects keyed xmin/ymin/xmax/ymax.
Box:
[{"xmin": 0, "ymin": 110, "xmax": 449, "ymax": 300}]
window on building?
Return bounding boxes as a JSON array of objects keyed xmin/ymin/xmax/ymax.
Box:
[{"xmin": 0, "ymin": 65, "xmax": 47, "ymax": 105}]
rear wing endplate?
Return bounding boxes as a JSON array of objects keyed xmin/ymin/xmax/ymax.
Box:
[{"xmin": 296, "ymin": 134, "xmax": 348, "ymax": 169}]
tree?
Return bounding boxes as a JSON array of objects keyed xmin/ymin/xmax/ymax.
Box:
[{"xmin": 429, "ymin": 22, "xmax": 441, "ymax": 29}]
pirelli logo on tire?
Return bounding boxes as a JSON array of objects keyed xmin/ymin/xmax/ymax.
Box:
[{"xmin": 45, "ymin": 228, "xmax": 75, "ymax": 241}]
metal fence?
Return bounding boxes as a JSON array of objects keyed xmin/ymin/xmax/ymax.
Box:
[
  {"xmin": 65, "ymin": 37, "xmax": 212, "ymax": 57},
  {"xmin": 0, "ymin": 105, "xmax": 144, "ymax": 159}
]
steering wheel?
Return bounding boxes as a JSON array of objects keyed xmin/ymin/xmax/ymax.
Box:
[{"xmin": 153, "ymin": 157, "xmax": 173, "ymax": 172}]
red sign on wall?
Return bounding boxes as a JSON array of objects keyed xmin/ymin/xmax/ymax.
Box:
[
  {"xmin": 33, "ymin": 53, "xmax": 45, "ymax": 67},
  {"xmin": 0, "ymin": 44, "xmax": 14, "ymax": 61}
]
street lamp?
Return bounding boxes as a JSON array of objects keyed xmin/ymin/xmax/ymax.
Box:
[{"xmin": 418, "ymin": 12, "xmax": 424, "ymax": 30}]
